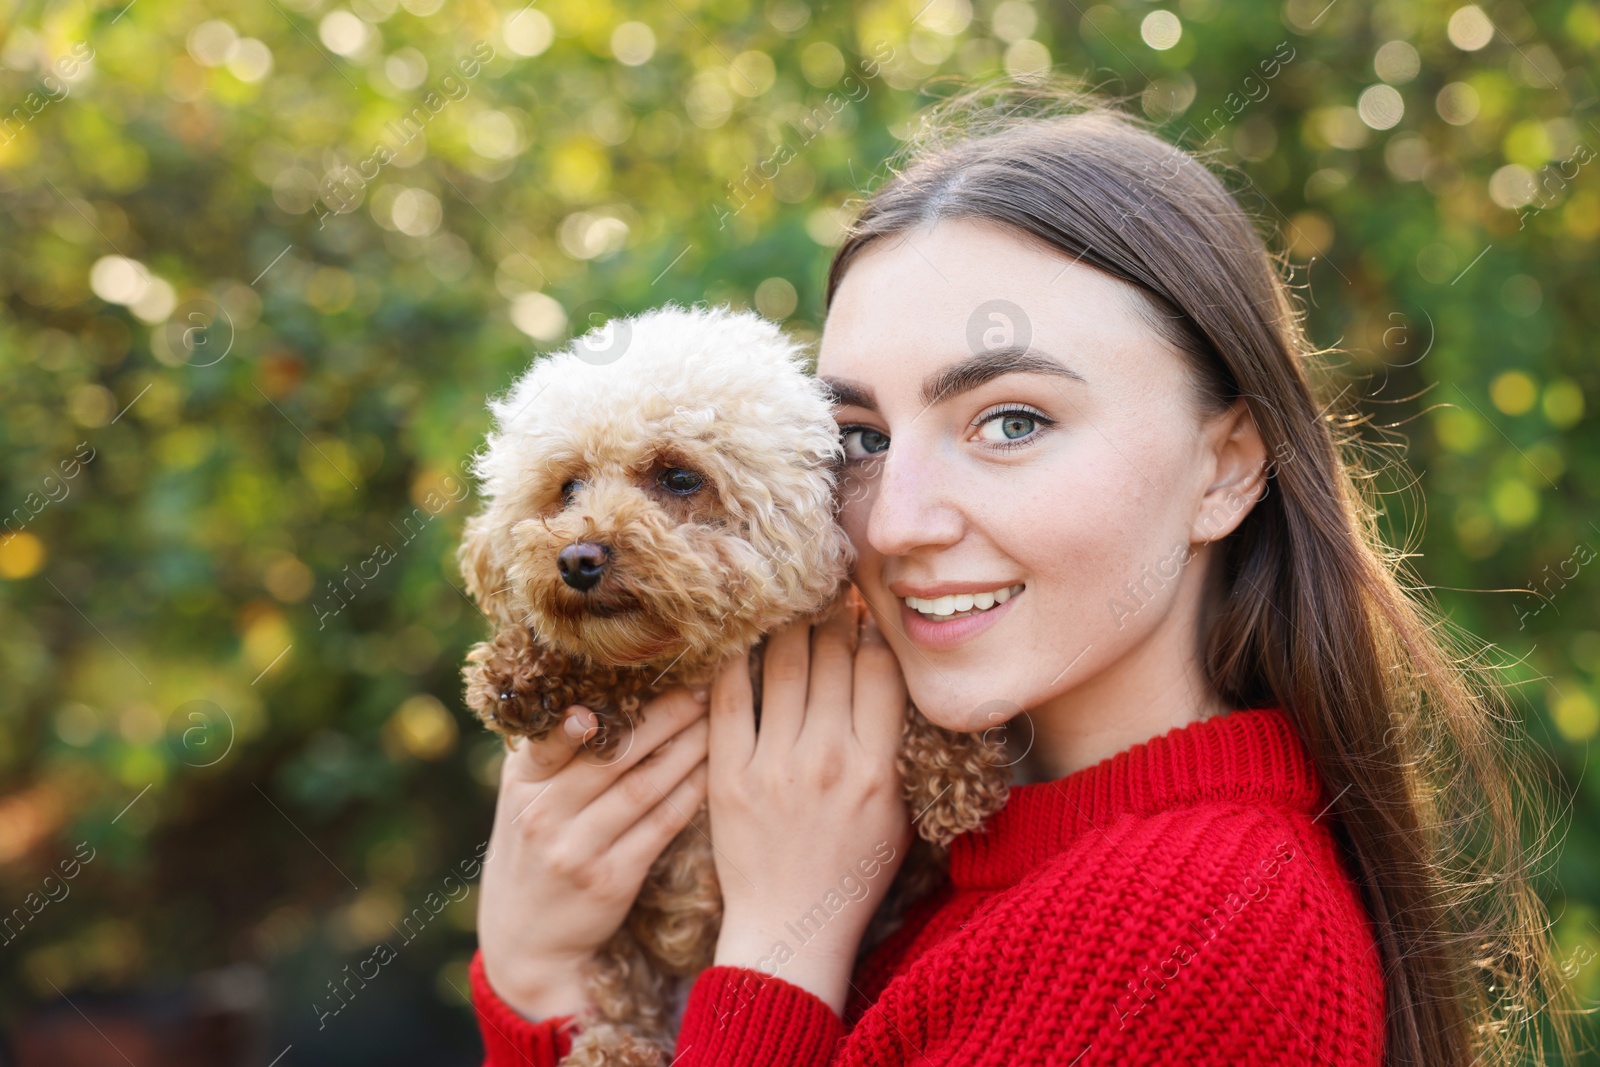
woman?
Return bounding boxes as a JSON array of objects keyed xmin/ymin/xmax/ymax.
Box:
[{"xmin": 467, "ymin": 85, "xmax": 1572, "ymax": 1065}]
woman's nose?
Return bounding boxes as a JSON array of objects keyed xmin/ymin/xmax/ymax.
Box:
[{"xmin": 865, "ymin": 443, "xmax": 964, "ymax": 556}]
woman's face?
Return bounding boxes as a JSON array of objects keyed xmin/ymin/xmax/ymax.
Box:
[{"xmin": 818, "ymin": 218, "xmax": 1265, "ymax": 737}]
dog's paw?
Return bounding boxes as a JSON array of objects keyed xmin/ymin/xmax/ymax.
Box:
[
  {"xmin": 462, "ymin": 626, "xmax": 657, "ymax": 747},
  {"xmin": 463, "ymin": 626, "xmax": 572, "ymax": 738}
]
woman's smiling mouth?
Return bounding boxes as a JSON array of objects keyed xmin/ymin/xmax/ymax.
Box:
[
  {"xmin": 900, "ymin": 583, "xmax": 1024, "ymax": 621},
  {"xmin": 891, "ymin": 583, "xmax": 1025, "ymax": 650}
]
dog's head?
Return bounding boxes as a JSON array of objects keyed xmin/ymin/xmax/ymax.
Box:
[{"xmin": 459, "ymin": 304, "xmax": 853, "ymax": 669}]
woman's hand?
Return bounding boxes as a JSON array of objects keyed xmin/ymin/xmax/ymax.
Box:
[
  {"xmin": 708, "ymin": 589, "xmax": 913, "ymax": 1015},
  {"xmin": 477, "ymin": 688, "xmax": 710, "ymax": 1021}
]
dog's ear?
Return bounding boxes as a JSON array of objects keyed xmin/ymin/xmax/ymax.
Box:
[{"xmin": 458, "ymin": 512, "xmax": 514, "ymax": 627}]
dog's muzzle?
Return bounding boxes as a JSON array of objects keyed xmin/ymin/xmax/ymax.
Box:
[{"xmin": 558, "ymin": 541, "xmax": 611, "ymax": 591}]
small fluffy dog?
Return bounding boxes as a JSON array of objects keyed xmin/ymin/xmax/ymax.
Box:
[{"xmin": 458, "ymin": 304, "xmax": 1009, "ymax": 1066}]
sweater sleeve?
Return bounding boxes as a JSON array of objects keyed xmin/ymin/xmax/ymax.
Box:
[
  {"xmin": 469, "ymin": 948, "xmax": 578, "ymax": 1067},
  {"xmin": 469, "ymin": 881, "xmax": 951, "ymax": 1067},
  {"xmin": 469, "ymin": 949, "xmax": 844, "ymax": 1067},
  {"xmin": 674, "ymin": 966, "xmax": 846, "ymax": 1064}
]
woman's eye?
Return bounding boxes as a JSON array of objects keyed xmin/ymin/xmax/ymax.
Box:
[
  {"xmin": 974, "ymin": 409, "xmax": 1047, "ymax": 445},
  {"xmin": 659, "ymin": 467, "xmax": 704, "ymax": 494},
  {"xmin": 841, "ymin": 427, "xmax": 889, "ymax": 460}
]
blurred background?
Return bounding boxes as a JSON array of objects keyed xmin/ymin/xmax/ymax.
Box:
[{"xmin": 0, "ymin": 0, "xmax": 1597, "ymax": 1062}]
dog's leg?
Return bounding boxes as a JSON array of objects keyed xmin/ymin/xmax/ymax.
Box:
[
  {"xmin": 630, "ymin": 814, "xmax": 722, "ymax": 976},
  {"xmin": 466, "ymin": 627, "xmax": 678, "ymax": 1065},
  {"xmin": 562, "ymin": 928, "xmax": 674, "ymax": 1067},
  {"xmin": 562, "ymin": 1022, "xmax": 670, "ymax": 1067},
  {"xmin": 562, "ymin": 823, "xmax": 718, "ymax": 1067}
]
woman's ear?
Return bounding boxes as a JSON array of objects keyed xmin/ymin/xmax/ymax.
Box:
[
  {"xmin": 1191, "ymin": 398, "xmax": 1268, "ymax": 544},
  {"xmin": 458, "ymin": 512, "xmax": 513, "ymax": 626}
]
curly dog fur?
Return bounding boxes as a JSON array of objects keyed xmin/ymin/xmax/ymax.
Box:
[{"xmin": 458, "ymin": 304, "xmax": 1010, "ymax": 1066}]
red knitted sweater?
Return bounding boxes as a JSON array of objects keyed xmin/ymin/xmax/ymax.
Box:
[{"xmin": 469, "ymin": 706, "xmax": 1388, "ymax": 1065}]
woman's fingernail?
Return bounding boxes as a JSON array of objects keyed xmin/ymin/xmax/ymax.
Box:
[
  {"xmin": 690, "ymin": 687, "xmax": 709, "ymax": 702},
  {"xmin": 564, "ymin": 710, "xmax": 592, "ymax": 739}
]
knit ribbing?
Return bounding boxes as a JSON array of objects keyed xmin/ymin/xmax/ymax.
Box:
[
  {"xmin": 677, "ymin": 967, "xmax": 845, "ymax": 1064},
  {"xmin": 468, "ymin": 950, "xmax": 576, "ymax": 1062},
  {"xmin": 949, "ymin": 706, "xmax": 1327, "ymax": 889},
  {"xmin": 469, "ymin": 706, "xmax": 1387, "ymax": 1066}
]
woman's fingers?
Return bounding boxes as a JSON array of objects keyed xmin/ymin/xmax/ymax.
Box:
[
  {"xmin": 500, "ymin": 705, "xmax": 598, "ymax": 787},
  {"xmin": 803, "ymin": 590, "xmax": 858, "ymax": 734},
  {"xmin": 852, "ymin": 609, "xmax": 909, "ymax": 754},
  {"xmin": 560, "ymin": 687, "xmax": 709, "ymax": 807},
  {"xmin": 582, "ymin": 715, "xmax": 709, "ymax": 848},
  {"xmin": 755, "ymin": 618, "xmax": 811, "ymax": 752},
  {"xmin": 609, "ymin": 759, "xmax": 709, "ymax": 884},
  {"xmin": 709, "ymin": 653, "xmax": 756, "ymax": 769}
]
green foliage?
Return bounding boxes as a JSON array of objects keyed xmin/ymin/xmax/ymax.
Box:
[{"xmin": 0, "ymin": 0, "xmax": 1596, "ymax": 1058}]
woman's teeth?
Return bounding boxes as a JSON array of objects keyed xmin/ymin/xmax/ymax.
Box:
[{"xmin": 902, "ymin": 584, "xmax": 1023, "ymax": 621}]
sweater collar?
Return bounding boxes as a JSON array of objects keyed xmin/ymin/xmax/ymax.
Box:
[{"xmin": 947, "ymin": 707, "xmax": 1327, "ymax": 890}]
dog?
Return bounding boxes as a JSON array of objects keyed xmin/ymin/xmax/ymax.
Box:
[{"xmin": 458, "ymin": 304, "xmax": 1010, "ymax": 1066}]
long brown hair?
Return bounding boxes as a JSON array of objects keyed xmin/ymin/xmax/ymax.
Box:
[{"xmin": 823, "ymin": 79, "xmax": 1577, "ymax": 1067}]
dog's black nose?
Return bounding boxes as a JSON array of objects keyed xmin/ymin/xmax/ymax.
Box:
[{"xmin": 558, "ymin": 542, "xmax": 610, "ymax": 591}]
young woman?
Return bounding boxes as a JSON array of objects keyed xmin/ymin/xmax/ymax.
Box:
[{"xmin": 467, "ymin": 85, "xmax": 1573, "ymax": 1066}]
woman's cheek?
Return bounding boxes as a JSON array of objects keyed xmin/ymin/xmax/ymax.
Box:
[
  {"xmin": 841, "ymin": 517, "xmax": 888, "ymax": 616},
  {"xmin": 837, "ymin": 472, "xmax": 879, "ymax": 566},
  {"xmin": 990, "ymin": 519, "xmax": 1161, "ymax": 696},
  {"xmin": 1081, "ymin": 527, "xmax": 1174, "ymax": 637},
  {"xmin": 837, "ymin": 496, "xmax": 871, "ymax": 559}
]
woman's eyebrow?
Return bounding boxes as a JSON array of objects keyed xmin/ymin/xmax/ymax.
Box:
[
  {"xmin": 919, "ymin": 345, "xmax": 1086, "ymax": 407},
  {"xmin": 820, "ymin": 377, "xmax": 878, "ymax": 412}
]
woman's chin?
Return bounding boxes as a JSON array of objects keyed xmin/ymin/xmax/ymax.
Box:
[{"xmin": 905, "ymin": 679, "xmax": 1028, "ymax": 736}]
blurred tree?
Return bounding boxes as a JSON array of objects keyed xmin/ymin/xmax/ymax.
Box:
[{"xmin": 0, "ymin": 0, "xmax": 1596, "ymax": 1061}]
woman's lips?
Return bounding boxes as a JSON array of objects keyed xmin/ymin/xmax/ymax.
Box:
[{"xmin": 897, "ymin": 588, "xmax": 1022, "ymax": 651}]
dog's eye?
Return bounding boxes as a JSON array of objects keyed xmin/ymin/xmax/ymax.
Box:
[
  {"xmin": 561, "ymin": 479, "xmax": 584, "ymax": 504},
  {"xmin": 658, "ymin": 468, "xmax": 703, "ymax": 495}
]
